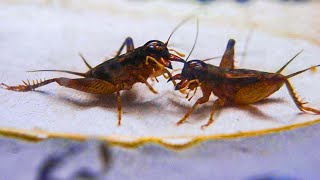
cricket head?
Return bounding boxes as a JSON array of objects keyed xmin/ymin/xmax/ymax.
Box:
[
  {"xmin": 143, "ymin": 40, "xmax": 183, "ymax": 69},
  {"xmin": 169, "ymin": 60, "xmax": 208, "ymax": 91}
]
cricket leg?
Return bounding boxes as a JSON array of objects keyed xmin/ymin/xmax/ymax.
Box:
[
  {"xmin": 138, "ymin": 75, "xmax": 157, "ymax": 94},
  {"xmin": 115, "ymin": 37, "xmax": 135, "ymax": 57},
  {"xmin": 150, "ymin": 76, "xmax": 159, "ymax": 83},
  {"xmin": 1, "ymin": 78, "xmax": 127, "ymax": 125},
  {"xmin": 177, "ymin": 88, "xmax": 211, "ymax": 126},
  {"xmin": 163, "ymin": 68, "xmax": 178, "ymax": 87},
  {"xmin": 1, "ymin": 78, "xmax": 118, "ymax": 94},
  {"xmin": 201, "ymin": 99, "xmax": 225, "ymax": 129},
  {"xmin": 285, "ymin": 80, "xmax": 320, "ymax": 114},
  {"xmin": 116, "ymin": 87, "xmax": 122, "ymax": 126},
  {"xmin": 146, "ymin": 56, "xmax": 181, "ymax": 90},
  {"xmin": 219, "ymin": 39, "xmax": 236, "ymax": 69}
]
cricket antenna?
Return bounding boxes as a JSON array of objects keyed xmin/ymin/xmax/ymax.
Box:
[
  {"xmin": 202, "ymin": 52, "xmax": 253, "ymax": 62},
  {"xmin": 186, "ymin": 17, "xmax": 199, "ymax": 61},
  {"xmin": 202, "ymin": 56, "xmax": 222, "ymax": 62},
  {"xmin": 165, "ymin": 15, "xmax": 195, "ymax": 46}
]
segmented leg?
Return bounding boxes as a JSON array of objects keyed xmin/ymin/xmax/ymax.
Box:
[
  {"xmin": 285, "ymin": 80, "xmax": 320, "ymax": 114},
  {"xmin": 116, "ymin": 87, "xmax": 122, "ymax": 126},
  {"xmin": 115, "ymin": 37, "xmax": 135, "ymax": 57},
  {"xmin": 1, "ymin": 78, "xmax": 118, "ymax": 94},
  {"xmin": 1, "ymin": 78, "xmax": 127, "ymax": 125},
  {"xmin": 162, "ymin": 73, "xmax": 170, "ymax": 79},
  {"xmin": 163, "ymin": 68, "xmax": 178, "ymax": 87},
  {"xmin": 177, "ymin": 87, "xmax": 211, "ymax": 126},
  {"xmin": 1, "ymin": 79, "xmax": 55, "ymax": 92},
  {"xmin": 187, "ymin": 87, "xmax": 198, "ymax": 101},
  {"xmin": 150, "ymin": 76, "xmax": 159, "ymax": 82},
  {"xmin": 145, "ymin": 55, "xmax": 180, "ymax": 89},
  {"xmin": 201, "ymin": 99, "xmax": 224, "ymax": 129},
  {"xmin": 219, "ymin": 39, "xmax": 236, "ymax": 69},
  {"xmin": 138, "ymin": 75, "xmax": 157, "ymax": 94}
]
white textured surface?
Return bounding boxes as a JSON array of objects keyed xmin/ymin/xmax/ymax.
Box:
[{"xmin": 0, "ymin": 2, "xmax": 320, "ymax": 144}]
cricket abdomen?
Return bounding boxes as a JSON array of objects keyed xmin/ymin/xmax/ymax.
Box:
[
  {"xmin": 209, "ymin": 72, "xmax": 286, "ymax": 104},
  {"xmin": 233, "ymin": 78, "xmax": 285, "ymax": 104}
]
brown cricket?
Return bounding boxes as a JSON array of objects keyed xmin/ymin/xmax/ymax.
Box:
[
  {"xmin": 0, "ymin": 20, "xmax": 191, "ymax": 126},
  {"xmin": 170, "ymin": 39, "xmax": 320, "ymax": 129}
]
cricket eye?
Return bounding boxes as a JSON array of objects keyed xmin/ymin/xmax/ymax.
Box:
[
  {"xmin": 194, "ymin": 65, "xmax": 202, "ymax": 70},
  {"xmin": 189, "ymin": 62, "xmax": 204, "ymax": 70},
  {"xmin": 147, "ymin": 44, "xmax": 158, "ymax": 53}
]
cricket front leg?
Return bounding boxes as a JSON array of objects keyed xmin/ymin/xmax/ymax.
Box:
[
  {"xmin": 176, "ymin": 88, "xmax": 211, "ymax": 126},
  {"xmin": 138, "ymin": 75, "xmax": 158, "ymax": 94},
  {"xmin": 201, "ymin": 98, "xmax": 225, "ymax": 129}
]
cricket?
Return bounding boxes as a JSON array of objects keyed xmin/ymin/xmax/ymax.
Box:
[
  {"xmin": 0, "ymin": 19, "xmax": 193, "ymax": 126},
  {"xmin": 171, "ymin": 39, "xmax": 320, "ymax": 129}
]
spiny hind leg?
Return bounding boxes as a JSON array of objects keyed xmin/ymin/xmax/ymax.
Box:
[
  {"xmin": 115, "ymin": 37, "xmax": 135, "ymax": 57},
  {"xmin": 1, "ymin": 78, "xmax": 118, "ymax": 94},
  {"xmin": 177, "ymin": 88, "xmax": 211, "ymax": 126},
  {"xmin": 1, "ymin": 79, "xmax": 57, "ymax": 92},
  {"xmin": 201, "ymin": 99, "xmax": 225, "ymax": 129},
  {"xmin": 116, "ymin": 87, "xmax": 122, "ymax": 126},
  {"xmin": 1, "ymin": 78, "xmax": 126, "ymax": 125},
  {"xmin": 285, "ymin": 80, "xmax": 320, "ymax": 114},
  {"xmin": 219, "ymin": 39, "xmax": 236, "ymax": 69}
]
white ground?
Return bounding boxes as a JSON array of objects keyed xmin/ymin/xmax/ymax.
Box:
[{"xmin": 0, "ymin": 1, "xmax": 319, "ymax": 145}]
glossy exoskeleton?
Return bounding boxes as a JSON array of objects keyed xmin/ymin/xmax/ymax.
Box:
[
  {"xmin": 1, "ymin": 29, "xmax": 185, "ymax": 126},
  {"xmin": 171, "ymin": 39, "xmax": 320, "ymax": 129}
]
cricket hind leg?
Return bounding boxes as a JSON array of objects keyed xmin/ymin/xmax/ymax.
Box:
[
  {"xmin": 116, "ymin": 88, "xmax": 122, "ymax": 126},
  {"xmin": 1, "ymin": 78, "xmax": 125, "ymax": 125},
  {"xmin": 115, "ymin": 37, "xmax": 135, "ymax": 57},
  {"xmin": 285, "ymin": 80, "xmax": 320, "ymax": 114},
  {"xmin": 1, "ymin": 79, "xmax": 57, "ymax": 92},
  {"xmin": 219, "ymin": 39, "xmax": 236, "ymax": 69},
  {"xmin": 1, "ymin": 78, "xmax": 118, "ymax": 94}
]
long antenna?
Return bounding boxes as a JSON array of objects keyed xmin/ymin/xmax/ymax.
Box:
[
  {"xmin": 202, "ymin": 52, "xmax": 254, "ymax": 62},
  {"xmin": 165, "ymin": 15, "xmax": 195, "ymax": 46},
  {"xmin": 202, "ymin": 56, "xmax": 222, "ymax": 62},
  {"xmin": 27, "ymin": 70, "xmax": 86, "ymax": 77},
  {"xmin": 240, "ymin": 28, "xmax": 254, "ymax": 67},
  {"xmin": 185, "ymin": 17, "xmax": 199, "ymax": 61}
]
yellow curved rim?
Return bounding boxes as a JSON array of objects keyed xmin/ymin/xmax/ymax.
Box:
[{"xmin": 0, "ymin": 117, "xmax": 319, "ymax": 151}]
